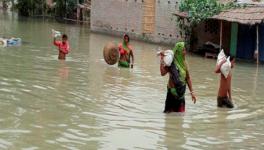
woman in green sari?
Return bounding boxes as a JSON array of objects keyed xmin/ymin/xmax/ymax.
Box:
[
  {"xmin": 160, "ymin": 42, "xmax": 196, "ymax": 113},
  {"xmin": 118, "ymin": 34, "xmax": 134, "ymax": 68}
]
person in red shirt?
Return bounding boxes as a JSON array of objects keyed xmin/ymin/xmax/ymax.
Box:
[{"xmin": 53, "ymin": 34, "xmax": 70, "ymax": 60}]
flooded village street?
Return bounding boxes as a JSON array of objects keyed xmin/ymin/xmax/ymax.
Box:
[{"xmin": 1, "ymin": 10, "xmax": 264, "ymax": 149}]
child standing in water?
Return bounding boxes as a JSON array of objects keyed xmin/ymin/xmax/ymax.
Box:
[
  {"xmin": 215, "ymin": 56, "xmax": 235, "ymax": 108},
  {"xmin": 53, "ymin": 34, "xmax": 70, "ymax": 60}
]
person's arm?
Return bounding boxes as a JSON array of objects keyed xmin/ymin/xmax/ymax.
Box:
[
  {"xmin": 130, "ymin": 49, "xmax": 134, "ymax": 68},
  {"xmin": 159, "ymin": 54, "xmax": 169, "ymax": 76},
  {"xmin": 228, "ymin": 89, "xmax": 232, "ymax": 100},
  {"xmin": 228, "ymin": 77, "xmax": 232, "ymax": 100},
  {"xmin": 215, "ymin": 59, "xmax": 226, "ymax": 73},
  {"xmin": 53, "ymin": 38, "xmax": 60, "ymax": 46},
  {"xmin": 186, "ymin": 70, "xmax": 197, "ymax": 104},
  {"xmin": 160, "ymin": 63, "xmax": 168, "ymax": 76}
]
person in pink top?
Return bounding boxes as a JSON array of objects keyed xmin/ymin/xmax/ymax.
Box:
[{"xmin": 53, "ymin": 34, "xmax": 70, "ymax": 60}]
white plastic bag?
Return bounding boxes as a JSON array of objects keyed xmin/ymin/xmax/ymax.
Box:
[
  {"xmin": 157, "ymin": 49, "xmax": 174, "ymax": 66},
  {"xmin": 220, "ymin": 56, "xmax": 231, "ymax": 78},
  {"xmin": 217, "ymin": 49, "xmax": 226, "ymax": 65},
  {"xmin": 163, "ymin": 50, "xmax": 174, "ymax": 66},
  {"xmin": 52, "ymin": 29, "xmax": 61, "ymax": 38}
]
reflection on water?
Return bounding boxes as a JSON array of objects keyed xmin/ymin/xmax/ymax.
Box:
[{"xmin": 0, "ymin": 11, "xmax": 264, "ymax": 149}]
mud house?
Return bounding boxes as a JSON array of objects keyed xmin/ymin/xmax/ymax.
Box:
[{"xmin": 175, "ymin": 0, "xmax": 264, "ymax": 63}]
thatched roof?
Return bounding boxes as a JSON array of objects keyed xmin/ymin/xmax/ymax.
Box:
[
  {"xmin": 218, "ymin": 0, "xmax": 235, "ymax": 4},
  {"xmin": 174, "ymin": 6, "xmax": 264, "ymax": 25},
  {"xmin": 211, "ymin": 7, "xmax": 264, "ymax": 25}
]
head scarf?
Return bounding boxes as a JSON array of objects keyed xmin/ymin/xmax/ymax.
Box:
[
  {"xmin": 122, "ymin": 34, "xmax": 130, "ymax": 52},
  {"xmin": 173, "ymin": 42, "xmax": 187, "ymax": 83}
]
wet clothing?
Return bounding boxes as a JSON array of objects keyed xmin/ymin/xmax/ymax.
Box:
[
  {"xmin": 118, "ymin": 61, "xmax": 130, "ymax": 68},
  {"xmin": 118, "ymin": 42, "xmax": 132, "ymax": 68},
  {"xmin": 164, "ymin": 86, "xmax": 186, "ymax": 113},
  {"xmin": 54, "ymin": 41, "xmax": 70, "ymax": 54},
  {"xmin": 172, "ymin": 42, "xmax": 187, "ymax": 83},
  {"xmin": 164, "ymin": 42, "xmax": 187, "ymax": 113},
  {"xmin": 217, "ymin": 96, "xmax": 234, "ymax": 108},
  {"xmin": 54, "ymin": 41, "xmax": 70, "ymax": 60},
  {"xmin": 167, "ymin": 63, "xmax": 186, "ymax": 97}
]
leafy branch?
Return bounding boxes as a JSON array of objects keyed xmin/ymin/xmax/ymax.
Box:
[{"xmin": 176, "ymin": 0, "xmax": 244, "ymax": 42}]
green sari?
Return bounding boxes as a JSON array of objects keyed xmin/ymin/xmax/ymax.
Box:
[
  {"xmin": 169, "ymin": 42, "xmax": 187, "ymax": 97},
  {"xmin": 172, "ymin": 42, "xmax": 187, "ymax": 84}
]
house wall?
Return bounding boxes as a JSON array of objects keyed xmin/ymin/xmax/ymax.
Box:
[
  {"xmin": 191, "ymin": 20, "xmax": 220, "ymax": 52},
  {"xmin": 90, "ymin": 0, "xmax": 181, "ymax": 45},
  {"xmin": 91, "ymin": 0, "xmax": 143, "ymax": 35},
  {"xmin": 154, "ymin": 0, "xmax": 181, "ymax": 44},
  {"xmin": 221, "ymin": 21, "xmax": 231, "ymax": 54},
  {"xmin": 191, "ymin": 20, "xmax": 231, "ymax": 51}
]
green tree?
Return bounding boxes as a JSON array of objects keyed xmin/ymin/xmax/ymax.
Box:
[
  {"xmin": 177, "ymin": 0, "xmax": 242, "ymax": 42},
  {"xmin": 16, "ymin": 0, "xmax": 34, "ymax": 16}
]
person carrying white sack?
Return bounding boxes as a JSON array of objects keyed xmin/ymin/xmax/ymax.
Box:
[
  {"xmin": 215, "ymin": 50, "xmax": 235, "ymax": 108},
  {"xmin": 52, "ymin": 29, "xmax": 70, "ymax": 60},
  {"xmin": 159, "ymin": 42, "xmax": 196, "ymax": 113}
]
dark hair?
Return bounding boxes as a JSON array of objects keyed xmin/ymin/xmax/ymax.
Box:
[
  {"xmin": 62, "ymin": 34, "xmax": 68, "ymax": 40},
  {"xmin": 124, "ymin": 34, "xmax": 130, "ymax": 42},
  {"xmin": 229, "ymin": 56, "xmax": 235, "ymax": 61}
]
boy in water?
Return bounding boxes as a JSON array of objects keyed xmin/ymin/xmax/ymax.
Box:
[
  {"xmin": 215, "ymin": 56, "xmax": 235, "ymax": 108},
  {"xmin": 53, "ymin": 34, "xmax": 70, "ymax": 60}
]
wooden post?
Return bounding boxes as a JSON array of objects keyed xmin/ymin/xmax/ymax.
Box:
[
  {"xmin": 42, "ymin": 0, "xmax": 44, "ymax": 19},
  {"xmin": 256, "ymin": 24, "xmax": 259, "ymax": 64},
  {"xmin": 220, "ymin": 20, "xmax": 223, "ymax": 51},
  {"xmin": 77, "ymin": 0, "xmax": 80, "ymax": 22}
]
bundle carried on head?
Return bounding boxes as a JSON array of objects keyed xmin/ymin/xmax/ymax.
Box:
[
  {"xmin": 52, "ymin": 29, "xmax": 61, "ymax": 38},
  {"xmin": 217, "ymin": 49, "xmax": 231, "ymax": 78},
  {"xmin": 157, "ymin": 49, "xmax": 174, "ymax": 66}
]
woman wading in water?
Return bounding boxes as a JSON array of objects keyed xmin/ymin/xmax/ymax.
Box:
[
  {"xmin": 160, "ymin": 42, "xmax": 197, "ymax": 113},
  {"xmin": 118, "ymin": 34, "xmax": 134, "ymax": 68}
]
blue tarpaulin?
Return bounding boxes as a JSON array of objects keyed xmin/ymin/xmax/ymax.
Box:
[
  {"xmin": 259, "ymin": 24, "xmax": 264, "ymax": 61},
  {"xmin": 236, "ymin": 25, "xmax": 256, "ymax": 60}
]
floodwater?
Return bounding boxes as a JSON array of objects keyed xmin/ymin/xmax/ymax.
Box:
[{"xmin": 0, "ymin": 11, "xmax": 264, "ymax": 150}]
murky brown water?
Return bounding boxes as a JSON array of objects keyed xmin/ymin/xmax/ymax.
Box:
[{"xmin": 0, "ymin": 11, "xmax": 264, "ymax": 149}]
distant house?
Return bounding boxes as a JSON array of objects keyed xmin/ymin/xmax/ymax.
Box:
[
  {"xmin": 175, "ymin": 0, "xmax": 264, "ymax": 63},
  {"xmin": 90, "ymin": 0, "xmax": 183, "ymax": 45}
]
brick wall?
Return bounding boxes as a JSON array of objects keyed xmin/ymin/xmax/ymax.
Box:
[
  {"xmin": 90, "ymin": 0, "xmax": 181, "ymax": 45},
  {"xmin": 154, "ymin": 0, "xmax": 181, "ymax": 44},
  {"xmin": 91, "ymin": 0, "xmax": 143, "ymax": 35}
]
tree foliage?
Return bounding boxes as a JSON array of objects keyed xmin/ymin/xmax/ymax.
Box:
[
  {"xmin": 177, "ymin": 0, "xmax": 243, "ymax": 40},
  {"xmin": 178, "ymin": 0, "xmax": 243, "ymax": 26},
  {"xmin": 16, "ymin": 0, "xmax": 86, "ymax": 18},
  {"xmin": 179, "ymin": 0, "xmax": 221, "ymax": 25}
]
